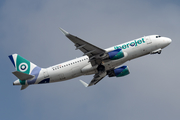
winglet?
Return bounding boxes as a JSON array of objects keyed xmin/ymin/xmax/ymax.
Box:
[
  {"xmin": 79, "ymin": 80, "xmax": 88, "ymax": 87},
  {"xmin": 59, "ymin": 27, "xmax": 69, "ymax": 36}
]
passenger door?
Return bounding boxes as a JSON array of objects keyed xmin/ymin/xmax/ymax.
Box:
[{"xmin": 146, "ymin": 36, "xmax": 152, "ymax": 44}]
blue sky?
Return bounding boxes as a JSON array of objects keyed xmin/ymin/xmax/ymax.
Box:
[{"xmin": 1, "ymin": 0, "xmax": 180, "ymax": 120}]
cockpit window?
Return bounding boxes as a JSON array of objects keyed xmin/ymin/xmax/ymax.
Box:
[{"xmin": 156, "ymin": 35, "xmax": 161, "ymax": 38}]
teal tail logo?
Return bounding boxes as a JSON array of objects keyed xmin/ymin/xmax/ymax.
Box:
[
  {"xmin": 16, "ymin": 55, "xmax": 30, "ymax": 74},
  {"xmin": 9, "ymin": 54, "xmax": 41, "ymax": 86},
  {"xmin": 9, "ymin": 54, "xmax": 37, "ymax": 74}
]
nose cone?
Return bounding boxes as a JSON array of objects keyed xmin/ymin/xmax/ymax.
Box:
[
  {"xmin": 13, "ymin": 80, "xmax": 21, "ymax": 85},
  {"xmin": 162, "ymin": 37, "xmax": 172, "ymax": 48},
  {"xmin": 166, "ymin": 38, "xmax": 172, "ymax": 45}
]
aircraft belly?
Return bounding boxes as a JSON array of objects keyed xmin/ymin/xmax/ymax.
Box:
[{"xmin": 60, "ymin": 66, "xmax": 82, "ymax": 80}]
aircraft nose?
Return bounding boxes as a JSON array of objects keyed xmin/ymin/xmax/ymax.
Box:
[
  {"xmin": 164, "ymin": 37, "xmax": 172, "ymax": 45},
  {"xmin": 168, "ymin": 38, "xmax": 172, "ymax": 44}
]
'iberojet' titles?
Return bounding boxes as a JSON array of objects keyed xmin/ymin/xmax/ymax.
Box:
[{"xmin": 114, "ymin": 38, "xmax": 145, "ymax": 50}]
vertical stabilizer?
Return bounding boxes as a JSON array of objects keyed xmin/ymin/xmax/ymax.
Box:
[
  {"xmin": 9, "ymin": 54, "xmax": 42, "ymax": 89},
  {"xmin": 9, "ymin": 54, "xmax": 38, "ymax": 75}
]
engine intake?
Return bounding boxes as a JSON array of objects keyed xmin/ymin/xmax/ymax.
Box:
[{"xmin": 108, "ymin": 65, "xmax": 130, "ymax": 77}]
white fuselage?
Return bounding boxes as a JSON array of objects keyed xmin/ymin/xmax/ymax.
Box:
[{"xmin": 31, "ymin": 35, "xmax": 171, "ymax": 85}]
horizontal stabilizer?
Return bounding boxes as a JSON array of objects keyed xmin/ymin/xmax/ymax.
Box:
[
  {"xmin": 12, "ymin": 71, "xmax": 34, "ymax": 80},
  {"xmin": 21, "ymin": 85, "xmax": 29, "ymax": 90},
  {"xmin": 79, "ymin": 80, "xmax": 88, "ymax": 87}
]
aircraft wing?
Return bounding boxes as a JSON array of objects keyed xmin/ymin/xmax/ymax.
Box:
[
  {"xmin": 80, "ymin": 71, "xmax": 106, "ymax": 87},
  {"xmin": 87, "ymin": 76, "xmax": 105, "ymax": 87},
  {"xmin": 59, "ymin": 28, "xmax": 106, "ymax": 65}
]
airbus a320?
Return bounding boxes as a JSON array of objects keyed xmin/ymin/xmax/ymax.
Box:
[{"xmin": 9, "ymin": 28, "xmax": 172, "ymax": 90}]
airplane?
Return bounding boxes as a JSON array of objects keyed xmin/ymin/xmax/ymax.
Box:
[{"xmin": 9, "ymin": 28, "xmax": 172, "ymax": 90}]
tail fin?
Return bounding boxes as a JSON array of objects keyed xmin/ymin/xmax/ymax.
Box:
[
  {"xmin": 9, "ymin": 54, "xmax": 42, "ymax": 90},
  {"xmin": 9, "ymin": 54, "xmax": 38, "ymax": 75}
]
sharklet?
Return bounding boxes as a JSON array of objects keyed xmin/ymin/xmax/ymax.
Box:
[{"xmin": 59, "ymin": 28, "xmax": 70, "ymax": 36}]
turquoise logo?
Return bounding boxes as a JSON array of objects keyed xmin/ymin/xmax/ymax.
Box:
[
  {"xmin": 16, "ymin": 55, "xmax": 30, "ymax": 85},
  {"xmin": 19, "ymin": 63, "xmax": 28, "ymax": 72},
  {"xmin": 114, "ymin": 38, "xmax": 145, "ymax": 50}
]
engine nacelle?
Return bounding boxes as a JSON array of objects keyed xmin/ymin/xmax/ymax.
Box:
[
  {"xmin": 108, "ymin": 65, "xmax": 130, "ymax": 77},
  {"xmin": 150, "ymin": 48, "xmax": 162, "ymax": 54},
  {"xmin": 107, "ymin": 49, "xmax": 124, "ymax": 60}
]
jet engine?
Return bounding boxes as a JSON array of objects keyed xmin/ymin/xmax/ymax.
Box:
[
  {"xmin": 107, "ymin": 65, "xmax": 130, "ymax": 77},
  {"xmin": 107, "ymin": 49, "xmax": 124, "ymax": 60}
]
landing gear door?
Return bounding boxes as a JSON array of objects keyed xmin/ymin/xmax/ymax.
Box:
[{"xmin": 146, "ymin": 36, "xmax": 152, "ymax": 44}]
